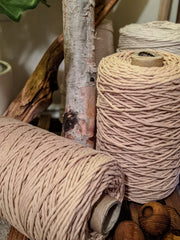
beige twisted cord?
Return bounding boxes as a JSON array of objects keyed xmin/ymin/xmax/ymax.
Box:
[
  {"xmin": 0, "ymin": 117, "xmax": 124, "ymax": 240},
  {"xmin": 117, "ymin": 21, "xmax": 180, "ymax": 55},
  {"xmin": 96, "ymin": 50, "xmax": 180, "ymax": 204}
]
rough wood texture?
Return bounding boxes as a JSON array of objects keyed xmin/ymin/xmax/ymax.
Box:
[
  {"xmin": 177, "ymin": 0, "xmax": 180, "ymax": 23},
  {"xmin": 37, "ymin": 114, "xmax": 51, "ymax": 130},
  {"xmin": 162, "ymin": 232, "xmax": 180, "ymax": 240},
  {"xmin": 62, "ymin": 0, "xmax": 96, "ymax": 148},
  {"xmin": 7, "ymin": 227, "xmax": 28, "ymax": 240},
  {"xmin": 166, "ymin": 206, "xmax": 180, "ymax": 231},
  {"xmin": 62, "ymin": 0, "xmax": 120, "ymax": 148},
  {"xmin": 3, "ymin": 34, "xmax": 64, "ymax": 123},
  {"xmin": 158, "ymin": 0, "xmax": 172, "ymax": 21},
  {"xmin": 139, "ymin": 202, "xmax": 170, "ymax": 237},
  {"xmin": 129, "ymin": 202, "xmax": 141, "ymax": 224},
  {"xmin": 165, "ymin": 186, "xmax": 180, "ymax": 215},
  {"xmin": 95, "ymin": 0, "xmax": 119, "ymax": 27},
  {"xmin": 127, "ymin": 187, "xmax": 180, "ymax": 240},
  {"xmin": 113, "ymin": 221, "xmax": 145, "ymax": 240}
]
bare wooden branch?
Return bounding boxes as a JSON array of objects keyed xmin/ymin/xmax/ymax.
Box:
[
  {"xmin": 62, "ymin": 0, "xmax": 96, "ymax": 147},
  {"xmin": 95, "ymin": 0, "xmax": 119, "ymax": 27},
  {"xmin": 7, "ymin": 227, "xmax": 28, "ymax": 240},
  {"xmin": 3, "ymin": 34, "xmax": 64, "ymax": 122},
  {"xmin": 165, "ymin": 185, "xmax": 180, "ymax": 215}
]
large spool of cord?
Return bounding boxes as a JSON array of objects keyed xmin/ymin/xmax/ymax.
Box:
[
  {"xmin": 96, "ymin": 50, "xmax": 180, "ymax": 204},
  {"xmin": 0, "ymin": 117, "xmax": 124, "ymax": 240},
  {"xmin": 117, "ymin": 21, "xmax": 180, "ymax": 55}
]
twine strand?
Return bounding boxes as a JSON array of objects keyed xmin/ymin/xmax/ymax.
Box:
[{"xmin": 96, "ymin": 50, "xmax": 180, "ymax": 204}]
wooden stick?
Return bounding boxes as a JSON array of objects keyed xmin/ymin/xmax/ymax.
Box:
[
  {"xmin": 37, "ymin": 114, "xmax": 51, "ymax": 130},
  {"xmin": 164, "ymin": 185, "xmax": 180, "ymax": 215},
  {"xmin": 3, "ymin": 0, "xmax": 119, "ymax": 124},
  {"xmin": 158, "ymin": 0, "xmax": 172, "ymax": 21},
  {"xmin": 62, "ymin": 0, "xmax": 96, "ymax": 147},
  {"xmin": 3, "ymin": 34, "xmax": 64, "ymax": 123},
  {"xmin": 176, "ymin": 0, "xmax": 180, "ymax": 23},
  {"xmin": 7, "ymin": 227, "xmax": 28, "ymax": 240},
  {"xmin": 95, "ymin": 0, "xmax": 119, "ymax": 27},
  {"xmin": 129, "ymin": 202, "xmax": 142, "ymax": 225}
]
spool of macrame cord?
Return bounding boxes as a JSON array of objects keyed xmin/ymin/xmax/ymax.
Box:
[
  {"xmin": 0, "ymin": 117, "xmax": 124, "ymax": 240},
  {"xmin": 117, "ymin": 21, "xmax": 180, "ymax": 55},
  {"xmin": 96, "ymin": 49, "xmax": 180, "ymax": 204}
]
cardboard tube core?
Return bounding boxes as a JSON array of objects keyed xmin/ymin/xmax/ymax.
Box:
[
  {"xmin": 90, "ymin": 195, "xmax": 121, "ymax": 236},
  {"xmin": 131, "ymin": 50, "xmax": 164, "ymax": 67}
]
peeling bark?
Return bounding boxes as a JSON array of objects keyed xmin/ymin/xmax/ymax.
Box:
[{"xmin": 62, "ymin": 0, "xmax": 96, "ymax": 148}]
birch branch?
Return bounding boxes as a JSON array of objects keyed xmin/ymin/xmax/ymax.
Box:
[{"xmin": 62, "ymin": 0, "xmax": 96, "ymax": 148}]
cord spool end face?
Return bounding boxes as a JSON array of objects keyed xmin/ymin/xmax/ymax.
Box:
[
  {"xmin": 131, "ymin": 50, "xmax": 164, "ymax": 67},
  {"xmin": 89, "ymin": 195, "xmax": 121, "ymax": 236}
]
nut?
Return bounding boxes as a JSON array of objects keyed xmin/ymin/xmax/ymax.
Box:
[
  {"xmin": 138, "ymin": 201, "xmax": 170, "ymax": 236},
  {"xmin": 113, "ymin": 220, "xmax": 145, "ymax": 240}
]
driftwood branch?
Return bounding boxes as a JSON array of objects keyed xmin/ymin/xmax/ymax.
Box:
[
  {"xmin": 7, "ymin": 227, "xmax": 27, "ymax": 240},
  {"xmin": 95, "ymin": 0, "xmax": 119, "ymax": 26},
  {"xmin": 3, "ymin": 34, "xmax": 64, "ymax": 122},
  {"xmin": 4, "ymin": 0, "xmax": 119, "ymax": 123}
]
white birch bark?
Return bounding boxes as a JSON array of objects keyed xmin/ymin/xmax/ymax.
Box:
[{"xmin": 63, "ymin": 0, "xmax": 96, "ymax": 148}]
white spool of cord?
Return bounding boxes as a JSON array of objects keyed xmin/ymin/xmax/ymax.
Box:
[{"xmin": 117, "ymin": 21, "xmax": 180, "ymax": 55}]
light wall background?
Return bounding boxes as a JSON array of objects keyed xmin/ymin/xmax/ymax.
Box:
[{"xmin": 0, "ymin": 0, "xmax": 179, "ymax": 102}]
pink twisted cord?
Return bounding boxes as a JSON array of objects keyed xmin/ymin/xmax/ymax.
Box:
[
  {"xmin": 96, "ymin": 50, "xmax": 180, "ymax": 204},
  {"xmin": 0, "ymin": 117, "xmax": 124, "ymax": 240}
]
